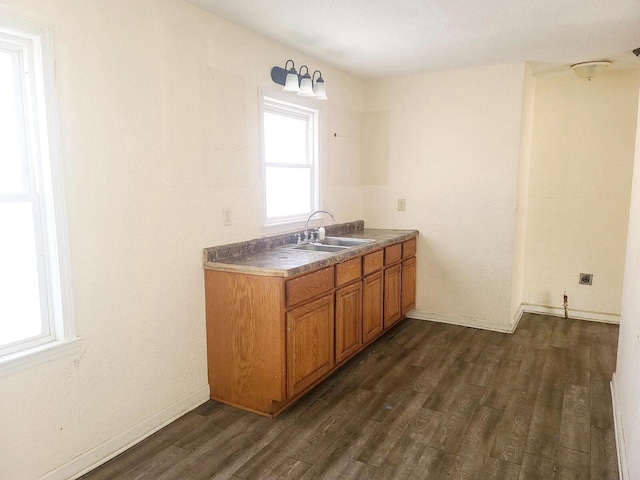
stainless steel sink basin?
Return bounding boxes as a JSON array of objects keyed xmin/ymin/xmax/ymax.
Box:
[
  {"xmin": 288, "ymin": 244, "xmax": 350, "ymax": 253},
  {"xmin": 321, "ymin": 237, "xmax": 375, "ymax": 247}
]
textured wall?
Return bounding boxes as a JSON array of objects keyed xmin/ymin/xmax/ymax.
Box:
[
  {"xmin": 510, "ymin": 65, "xmax": 536, "ymax": 319},
  {"xmin": 0, "ymin": 1, "xmax": 363, "ymax": 479},
  {"xmin": 522, "ymin": 70, "xmax": 640, "ymax": 320},
  {"xmin": 361, "ymin": 63, "xmax": 527, "ymax": 330}
]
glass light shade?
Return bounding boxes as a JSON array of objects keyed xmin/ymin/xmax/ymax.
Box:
[
  {"xmin": 283, "ymin": 71, "xmax": 300, "ymax": 92},
  {"xmin": 570, "ymin": 61, "xmax": 611, "ymax": 79},
  {"xmin": 298, "ymin": 76, "xmax": 314, "ymax": 96},
  {"xmin": 313, "ymin": 79, "xmax": 327, "ymax": 100}
]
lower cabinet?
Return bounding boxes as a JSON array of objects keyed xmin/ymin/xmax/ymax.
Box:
[
  {"xmin": 384, "ymin": 263, "xmax": 402, "ymax": 328},
  {"xmin": 402, "ymin": 256, "xmax": 417, "ymax": 316},
  {"xmin": 362, "ymin": 271, "xmax": 383, "ymax": 344},
  {"xmin": 286, "ymin": 294, "xmax": 335, "ymax": 398},
  {"xmin": 205, "ymin": 236, "xmax": 418, "ymax": 416},
  {"xmin": 335, "ymin": 281, "xmax": 363, "ymax": 363}
]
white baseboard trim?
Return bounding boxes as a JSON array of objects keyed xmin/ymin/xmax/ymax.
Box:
[
  {"xmin": 407, "ymin": 309, "xmax": 514, "ymax": 333},
  {"xmin": 510, "ymin": 303, "xmax": 525, "ymax": 333},
  {"xmin": 40, "ymin": 385, "xmax": 210, "ymax": 480},
  {"xmin": 521, "ymin": 303, "xmax": 620, "ymax": 324},
  {"xmin": 611, "ymin": 374, "xmax": 629, "ymax": 480}
]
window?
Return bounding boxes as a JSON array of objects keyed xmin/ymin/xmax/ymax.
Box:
[
  {"xmin": 261, "ymin": 93, "xmax": 320, "ymax": 225},
  {"xmin": 0, "ymin": 19, "xmax": 76, "ymax": 371}
]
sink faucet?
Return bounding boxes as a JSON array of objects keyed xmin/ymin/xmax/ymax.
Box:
[{"xmin": 304, "ymin": 210, "xmax": 336, "ymax": 241}]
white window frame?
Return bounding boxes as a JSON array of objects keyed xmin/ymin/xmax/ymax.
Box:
[
  {"xmin": 259, "ymin": 90, "xmax": 321, "ymax": 227},
  {"xmin": 0, "ymin": 17, "xmax": 78, "ymax": 375}
]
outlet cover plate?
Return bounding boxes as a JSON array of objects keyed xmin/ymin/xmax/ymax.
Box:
[{"xmin": 579, "ymin": 273, "xmax": 593, "ymax": 285}]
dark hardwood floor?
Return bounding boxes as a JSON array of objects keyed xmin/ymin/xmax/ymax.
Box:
[{"xmin": 81, "ymin": 313, "xmax": 619, "ymax": 479}]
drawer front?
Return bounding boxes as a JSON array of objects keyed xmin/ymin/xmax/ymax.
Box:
[
  {"xmin": 363, "ymin": 250, "xmax": 384, "ymax": 276},
  {"xmin": 286, "ymin": 266, "xmax": 334, "ymax": 307},
  {"xmin": 384, "ymin": 243, "xmax": 402, "ymax": 265},
  {"xmin": 335, "ymin": 257, "xmax": 362, "ymax": 287},
  {"xmin": 402, "ymin": 238, "xmax": 417, "ymax": 259}
]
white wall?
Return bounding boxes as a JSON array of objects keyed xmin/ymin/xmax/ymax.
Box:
[
  {"xmin": 362, "ymin": 63, "xmax": 527, "ymax": 331},
  {"xmin": 0, "ymin": 1, "xmax": 363, "ymax": 479},
  {"xmin": 522, "ymin": 70, "xmax": 640, "ymax": 322},
  {"xmin": 510, "ymin": 65, "xmax": 536, "ymax": 319},
  {"xmin": 615, "ymin": 87, "xmax": 640, "ymax": 480}
]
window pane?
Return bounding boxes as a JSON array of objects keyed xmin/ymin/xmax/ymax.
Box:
[
  {"xmin": 0, "ymin": 50, "xmax": 26, "ymax": 194},
  {"xmin": 264, "ymin": 111, "xmax": 308, "ymax": 165},
  {"xmin": 0, "ymin": 202, "xmax": 44, "ymax": 347},
  {"xmin": 266, "ymin": 167, "xmax": 311, "ymax": 218}
]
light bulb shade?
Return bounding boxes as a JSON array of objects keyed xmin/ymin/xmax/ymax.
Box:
[
  {"xmin": 298, "ymin": 76, "xmax": 314, "ymax": 96},
  {"xmin": 313, "ymin": 79, "xmax": 327, "ymax": 100},
  {"xmin": 283, "ymin": 71, "xmax": 300, "ymax": 92},
  {"xmin": 570, "ymin": 61, "xmax": 612, "ymax": 79}
]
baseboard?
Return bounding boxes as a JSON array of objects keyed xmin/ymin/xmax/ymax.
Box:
[
  {"xmin": 611, "ymin": 374, "xmax": 629, "ymax": 480},
  {"xmin": 39, "ymin": 385, "xmax": 210, "ymax": 480},
  {"xmin": 510, "ymin": 303, "xmax": 525, "ymax": 333},
  {"xmin": 522, "ymin": 303, "xmax": 620, "ymax": 324},
  {"xmin": 407, "ymin": 309, "xmax": 514, "ymax": 333}
]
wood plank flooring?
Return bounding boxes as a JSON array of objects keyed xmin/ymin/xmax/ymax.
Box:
[{"xmin": 81, "ymin": 314, "xmax": 619, "ymax": 479}]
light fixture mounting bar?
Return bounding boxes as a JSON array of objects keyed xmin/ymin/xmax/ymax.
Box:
[{"xmin": 270, "ymin": 66, "xmax": 288, "ymax": 86}]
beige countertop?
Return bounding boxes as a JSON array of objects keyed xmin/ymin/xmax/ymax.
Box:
[{"xmin": 203, "ymin": 222, "xmax": 418, "ymax": 277}]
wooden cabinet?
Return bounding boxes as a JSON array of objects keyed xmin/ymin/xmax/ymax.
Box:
[
  {"xmin": 402, "ymin": 256, "xmax": 417, "ymax": 316},
  {"xmin": 335, "ymin": 282, "xmax": 362, "ymax": 363},
  {"xmin": 384, "ymin": 264, "xmax": 402, "ymax": 328},
  {"xmin": 204, "ymin": 235, "xmax": 417, "ymax": 416},
  {"xmin": 286, "ymin": 294, "xmax": 334, "ymax": 397},
  {"xmin": 362, "ymin": 270, "xmax": 383, "ymax": 344}
]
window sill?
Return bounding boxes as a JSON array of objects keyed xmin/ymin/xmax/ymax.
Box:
[
  {"xmin": 0, "ymin": 336, "xmax": 82, "ymax": 377},
  {"xmin": 262, "ymin": 217, "xmax": 330, "ymax": 236},
  {"xmin": 262, "ymin": 219, "xmax": 306, "ymax": 235}
]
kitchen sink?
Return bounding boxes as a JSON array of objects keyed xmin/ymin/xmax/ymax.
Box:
[
  {"xmin": 287, "ymin": 244, "xmax": 350, "ymax": 253},
  {"xmin": 320, "ymin": 236, "xmax": 375, "ymax": 247}
]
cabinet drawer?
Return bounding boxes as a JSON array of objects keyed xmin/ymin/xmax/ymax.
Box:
[
  {"xmin": 402, "ymin": 238, "xmax": 417, "ymax": 259},
  {"xmin": 335, "ymin": 257, "xmax": 362, "ymax": 287},
  {"xmin": 286, "ymin": 267, "xmax": 334, "ymax": 307},
  {"xmin": 384, "ymin": 243, "xmax": 402, "ymax": 265},
  {"xmin": 363, "ymin": 250, "xmax": 384, "ymax": 276}
]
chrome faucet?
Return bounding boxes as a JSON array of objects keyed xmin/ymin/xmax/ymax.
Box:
[{"xmin": 304, "ymin": 210, "xmax": 336, "ymax": 242}]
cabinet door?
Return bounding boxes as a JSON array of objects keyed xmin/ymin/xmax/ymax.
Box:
[
  {"xmin": 335, "ymin": 282, "xmax": 363, "ymax": 363},
  {"xmin": 286, "ymin": 294, "xmax": 334, "ymax": 398},
  {"xmin": 402, "ymin": 257, "xmax": 417, "ymax": 316},
  {"xmin": 384, "ymin": 264, "xmax": 402, "ymax": 329},
  {"xmin": 363, "ymin": 271, "xmax": 384, "ymax": 344}
]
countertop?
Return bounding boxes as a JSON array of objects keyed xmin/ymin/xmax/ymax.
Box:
[{"xmin": 203, "ymin": 221, "xmax": 419, "ymax": 277}]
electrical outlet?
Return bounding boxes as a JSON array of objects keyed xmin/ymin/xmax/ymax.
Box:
[
  {"xmin": 222, "ymin": 208, "xmax": 231, "ymax": 226},
  {"xmin": 397, "ymin": 199, "xmax": 406, "ymax": 211},
  {"xmin": 579, "ymin": 273, "xmax": 593, "ymax": 285}
]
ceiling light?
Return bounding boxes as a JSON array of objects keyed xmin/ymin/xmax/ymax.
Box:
[
  {"xmin": 270, "ymin": 60, "xmax": 328, "ymax": 100},
  {"xmin": 570, "ymin": 61, "xmax": 612, "ymax": 79}
]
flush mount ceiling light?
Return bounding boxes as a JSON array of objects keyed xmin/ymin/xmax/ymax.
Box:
[
  {"xmin": 271, "ymin": 59, "xmax": 328, "ymax": 100},
  {"xmin": 570, "ymin": 61, "xmax": 612, "ymax": 79}
]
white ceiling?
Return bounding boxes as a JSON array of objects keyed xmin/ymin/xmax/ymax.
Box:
[{"xmin": 187, "ymin": 0, "xmax": 640, "ymax": 79}]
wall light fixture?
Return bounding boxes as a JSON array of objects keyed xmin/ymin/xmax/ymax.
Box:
[{"xmin": 271, "ymin": 60, "xmax": 328, "ymax": 100}]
